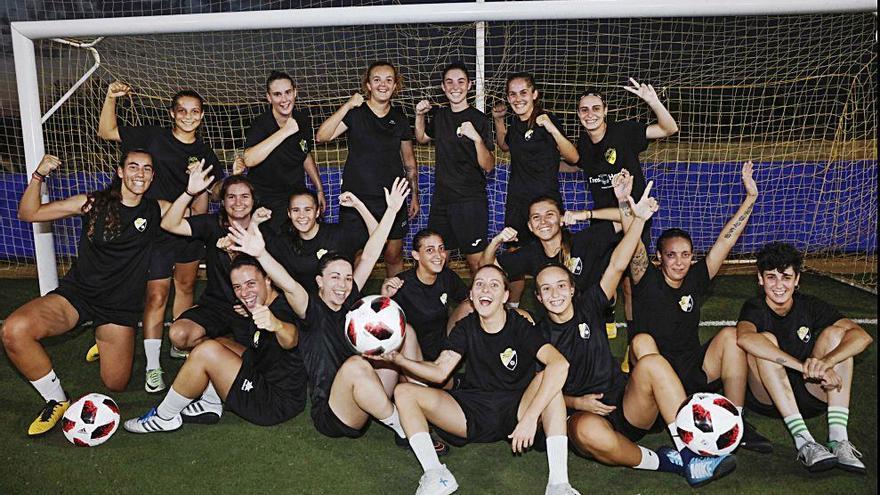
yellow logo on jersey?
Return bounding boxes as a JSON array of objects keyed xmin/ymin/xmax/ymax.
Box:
[
  {"xmin": 566, "ymin": 256, "xmax": 583, "ymax": 275},
  {"xmin": 187, "ymin": 156, "xmax": 200, "ymax": 165},
  {"xmin": 134, "ymin": 217, "xmax": 147, "ymax": 232},
  {"xmin": 605, "ymin": 148, "xmax": 617, "ymax": 165},
  {"xmin": 500, "ymin": 347, "xmax": 518, "ymax": 370},
  {"xmin": 299, "ymin": 139, "xmax": 309, "ymax": 153},
  {"xmin": 440, "ymin": 293, "xmax": 448, "ymax": 305},
  {"xmin": 253, "ymin": 330, "xmax": 261, "ymax": 348},
  {"xmin": 578, "ymin": 322, "xmax": 590, "ymax": 340},
  {"xmin": 797, "ymin": 326, "xmax": 811, "ymax": 343},
  {"xmin": 679, "ymin": 295, "xmax": 694, "ymax": 312},
  {"xmin": 316, "ymin": 248, "xmax": 328, "ymax": 259}
]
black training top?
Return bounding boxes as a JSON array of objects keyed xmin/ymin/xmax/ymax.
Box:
[
  {"xmin": 631, "ymin": 259, "xmax": 713, "ymax": 364},
  {"xmin": 443, "ymin": 309, "xmax": 547, "ymax": 393},
  {"xmin": 267, "ymin": 223, "xmax": 362, "ymax": 294},
  {"xmin": 61, "ymin": 198, "xmax": 162, "ymax": 314},
  {"xmin": 539, "ymin": 285, "xmax": 625, "ymax": 400},
  {"xmin": 341, "ymin": 104, "xmax": 413, "ymax": 199},
  {"xmin": 119, "ymin": 126, "xmax": 221, "ymax": 202},
  {"xmin": 738, "ymin": 293, "xmax": 844, "ymax": 362},
  {"xmin": 504, "ymin": 113, "xmax": 567, "ymax": 201},
  {"xmin": 391, "ymin": 267, "xmax": 469, "ymax": 360},
  {"xmin": 427, "ymin": 106, "xmax": 494, "ymax": 203},
  {"xmin": 244, "ymin": 108, "xmax": 314, "ymax": 207},
  {"xmin": 576, "ymin": 120, "xmax": 648, "ymax": 211}
]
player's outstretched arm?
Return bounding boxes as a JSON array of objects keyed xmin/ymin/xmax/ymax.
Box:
[
  {"xmin": 536, "ymin": 114, "xmax": 579, "ymax": 163},
  {"xmin": 243, "ymin": 114, "xmax": 301, "ymax": 168},
  {"xmin": 705, "ymin": 161, "xmax": 758, "ymax": 279},
  {"xmin": 381, "ymin": 349, "xmax": 463, "ymax": 385},
  {"xmin": 414, "ymin": 99, "xmax": 431, "ymax": 144},
  {"xmin": 612, "ymin": 170, "xmax": 649, "ymax": 285},
  {"xmin": 251, "ymin": 305, "xmax": 299, "ymax": 349},
  {"xmin": 480, "ymin": 227, "xmax": 517, "ymax": 267},
  {"xmin": 560, "ymin": 207, "xmax": 621, "ymax": 226},
  {"xmin": 623, "ymin": 77, "xmax": 679, "ymax": 139},
  {"xmin": 97, "ymin": 81, "xmax": 130, "ymax": 142},
  {"xmin": 599, "ymin": 182, "xmax": 658, "ymax": 300},
  {"xmin": 18, "ymin": 155, "xmax": 88, "ymax": 223},
  {"xmin": 492, "ymin": 101, "xmax": 509, "ymax": 152},
  {"xmin": 510, "ymin": 343, "xmax": 569, "ymax": 453},
  {"xmin": 339, "ymin": 192, "xmax": 378, "ymax": 235},
  {"xmin": 161, "ymin": 159, "xmax": 214, "ymax": 236},
  {"xmin": 352, "ymin": 177, "xmax": 409, "ymax": 289},
  {"xmin": 315, "ymin": 93, "xmax": 362, "ymax": 143}
]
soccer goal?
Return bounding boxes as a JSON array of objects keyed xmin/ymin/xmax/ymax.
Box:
[{"xmin": 8, "ymin": 0, "xmax": 877, "ymax": 294}]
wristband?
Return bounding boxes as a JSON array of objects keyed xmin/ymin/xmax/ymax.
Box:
[
  {"xmin": 185, "ymin": 189, "xmax": 198, "ymax": 197},
  {"xmin": 31, "ymin": 171, "xmax": 46, "ymax": 182}
]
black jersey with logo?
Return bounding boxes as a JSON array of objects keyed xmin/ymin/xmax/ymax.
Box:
[
  {"xmin": 427, "ymin": 106, "xmax": 494, "ymax": 203},
  {"xmin": 392, "ymin": 267, "xmax": 469, "ymax": 360},
  {"xmin": 504, "ymin": 113, "xmax": 567, "ymax": 202},
  {"xmin": 244, "ymin": 108, "xmax": 314, "ymax": 207},
  {"xmin": 576, "ymin": 120, "xmax": 648, "ymax": 211},
  {"xmin": 119, "ymin": 126, "xmax": 221, "ymax": 202},
  {"xmin": 267, "ymin": 223, "xmax": 361, "ymax": 294},
  {"xmin": 738, "ymin": 293, "xmax": 843, "ymax": 362},
  {"xmin": 539, "ymin": 286, "xmax": 625, "ymax": 399},
  {"xmin": 443, "ymin": 310, "xmax": 547, "ymax": 393},
  {"xmin": 60, "ymin": 198, "xmax": 162, "ymax": 313},
  {"xmin": 631, "ymin": 259, "xmax": 713, "ymax": 363},
  {"xmin": 341, "ymin": 104, "xmax": 413, "ymax": 200}
]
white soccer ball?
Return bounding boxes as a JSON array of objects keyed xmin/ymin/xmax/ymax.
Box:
[
  {"xmin": 61, "ymin": 393, "xmax": 120, "ymax": 447},
  {"xmin": 344, "ymin": 295, "xmax": 406, "ymax": 356},
  {"xmin": 675, "ymin": 392, "xmax": 743, "ymax": 456}
]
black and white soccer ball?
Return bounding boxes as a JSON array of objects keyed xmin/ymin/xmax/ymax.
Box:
[
  {"xmin": 675, "ymin": 392, "xmax": 743, "ymax": 456},
  {"xmin": 61, "ymin": 393, "xmax": 120, "ymax": 447},
  {"xmin": 344, "ymin": 295, "xmax": 406, "ymax": 356}
]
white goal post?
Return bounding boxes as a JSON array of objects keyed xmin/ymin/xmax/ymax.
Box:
[{"xmin": 10, "ymin": 0, "xmax": 878, "ymax": 295}]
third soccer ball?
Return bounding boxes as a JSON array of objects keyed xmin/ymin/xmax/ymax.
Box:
[
  {"xmin": 61, "ymin": 393, "xmax": 120, "ymax": 447},
  {"xmin": 675, "ymin": 392, "xmax": 743, "ymax": 456},
  {"xmin": 344, "ymin": 295, "xmax": 406, "ymax": 356}
]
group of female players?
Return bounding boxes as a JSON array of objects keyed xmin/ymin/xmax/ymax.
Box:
[{"xmin": 2, "ymin": 59, "xmax": 871, "ymax": 495}]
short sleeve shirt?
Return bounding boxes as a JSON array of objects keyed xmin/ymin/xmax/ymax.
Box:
[
  {"xmin": 504, "ymin": 113, "xmax": 567, "ymax": 201},
  {"xmin": 341, "ymin": 105, "xmax": 413, "ymax": 199},
  {"xmin": 392, "ymin": 267, "xmax": 469, "ymax": 359},
  {"xmin": 244, "ymin": 108, "xmax": 314, "ymax": 206},
  {"xmin": 576, "ymin": 120, "xmax": 648, "ymax": 211},
  {"xmin": 244, "ymin": 295, "xmax": 308, "ymax": 405},
  {"xmin": 266, "ymin": 223, "xmax": 362, "ymax": 293},
  {"xmin": 427, "ymin": 106, "xmax": 494, "ymax": 203}
]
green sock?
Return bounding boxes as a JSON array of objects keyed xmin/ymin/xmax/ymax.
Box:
[
  {"xmin": 783, "ymin": 414, "xmax": 813, "ymax": 449},
  {"xmin": 827, "ymin": 406, "xmax": 849, "ymax": 443}
]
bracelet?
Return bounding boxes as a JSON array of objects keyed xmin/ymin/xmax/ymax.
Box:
[
  {"xmin": 184, "ymin": 189, "xmax": 198, "ymax": 197},
  {"xmin": 31, "ymin": 171, "xmax": 46, "ymax": 182},
  {"xmin": 588, "ymin": 210, "xmax": 592, "ymax": 220}
]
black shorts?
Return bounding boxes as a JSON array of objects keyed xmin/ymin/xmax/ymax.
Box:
[
  {"xmin": 745, "ymin": 368, "xmax": 827, "ymax": 419},
  {"xmin": 310, "ymin": 398, "xmax": 368, "ymax": 439},
  {"xmin": 259, "ymin": 198, "xmax": 293, "ymax": 236},
  {"xmin": 428, "ymin": 198, "xmax": 488, "ymax": 254},
  {"xmin": 50, "ymin": 285, "xmax": 140, "ymax": 328},
  {"xmin": 224, "ymin": 349, "xmax": 306, "ymax": 426},
  {"xmin": 503, "ymin": 197, "xmax": 535, "ymax": 248},
  {"xmin": 668, "ymin": 340, "xmax": 723, "ymax": 395},
  {"xmin": 433, "ymin": 389, "xmax": 522, "ymax": 447},
  {"xmin": 176, "ymin": 301, "xmax": 252, "ymax": 346},
  {"xmin": 147, "ymin": 233, "xmax": 205, "ymax": 280},
  {"xmin": 340, "ymin": 194, "xmax": 409, "ymax": 244}
]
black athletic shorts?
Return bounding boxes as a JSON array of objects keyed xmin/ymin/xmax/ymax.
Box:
[
  {"xmin": 428, "ymin": 198, "xmax": 488, "ymax": 254},
  {"xmin": 433, "ymin": 389, "xmax": 523, "ymax": 447},
  {"xmin": 176, "ymin": 302, "xmax": 252, "ymax": 346},
  {"xmin": 669, "ymin": 339, "xmax": 723, "ymax": 395},
  {"xmin": 340, "ymin": 194, "xmax": 409, "ymax": 244},
  {"xmin": 745, "ymin": 368, "xmax": 827, "ymax": 419},
  {"xmin": 310, "ymin": 398, "xmax": 368, "ymax": 439},
  {"xmin": 147, "ymin": 233, "xmax": 205, "ymax": 280},
  {"xmin": 503, "ymin": 196, "xmax": 535, "ymax": 248},
  {"xmin": 50, "ymin": 285, "xmax": 141, "ymax": 328},
  {"xmin": 224, "ymin": 349, "xmax": 305, "ymax": 426}
]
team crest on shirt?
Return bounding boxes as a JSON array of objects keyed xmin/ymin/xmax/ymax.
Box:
[
  {"xmin": 797, "ymin": 326, "xmax": 811, "ymax": 343},
  {"xmin": 299, "ymin": 139, "xmax": 309, "ymax": 153},
  {"xmin": 604, "ymin": 148, "xmax": 617, "ymax": 165},
  {"xmin": 500, "ymin": 347, "xmax": 518, "ymax": 371},
  {"xmin": 187, "ymin": 156, "xmax": 200, "ymax": 165},
  {"xmin": 566, "ymin": 256, "xmax": 583, "ymax": 275},
  {"xmin": 316, "ymin": 248, "xmax": 328, "ymax": 259},
  {"xmin": 134, "ymin": 217, "xmax": 147, "ymax": 232},
  {"xmin": 253, "ymin": 330, "xmax": 261, "ymax": 348},
  {"xmin": 678, "ymin": 295, "xmax": 694, "ymax": 312},
  {"xmin": 578, "ymin": 322, "xmax": 591, "ymax": 340},
  {"xmin": 440, "ymin": 293, "xmax": 448, "ymax": 305},
  {"xmin": 524, "ymin": 129, "xmax": 534, "ymax": 141}
]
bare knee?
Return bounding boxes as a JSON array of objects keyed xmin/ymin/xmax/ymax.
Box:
[
  {"xmin": 0, "ymin": 315, "xmax": 34, "ymax": 352},
  {"xmin": 188, "ymin": 339, "xmax": 223, "ymax": 363},
  {"xmin": 173, "ymin": 273, "xmax": 197, "ymax": 295},
  {"xmin": 394, "ymin": 382, "xmax": 422, "ymax": 406},
  {"xmin": 816, "ymin": 325, "xmax": 846, "ymax": 351},
  {"xmin": 169, "ymin": 322, "xmax": 202, "ymax": 349},
  {"xmin": 101, "ymin": 368, "xmax": 132, "ymax": 392},
  {"xmin": 569, "ymin": 414, "xmax": 613, "ymax": 452},
  {"xmin": 144, "ymin": 283, "xmax": 170, "ymax": 311},
  {"xmin": 631, "ymin": 333, "xmax": 658, "ymax": 358},
  {"xmin": 383, "ymin": 245, "xmax": 403, "ymax": 265},
  {"xmin": 339, "ymin": 355, "xmax": 373, "ymax": 380},
  {"xmin": 632, "ymin": 353, "xmax": 669, "ymax": 379},
  {"xmin": 717, "ymin": 326, "xmax": 739, "ymax": 346}
]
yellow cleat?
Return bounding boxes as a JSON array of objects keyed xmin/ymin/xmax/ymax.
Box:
[
  {"xmin": 28, "ymin": 399, "xmax": 70, "ymax": 437},
  {"xmin": 85, "ymin": 343, "xmax": 100, "ymax": 362}
]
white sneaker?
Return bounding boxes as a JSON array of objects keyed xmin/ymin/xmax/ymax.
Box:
[
  {"xmin": 416, "ymin": 465, "xmax": 458, "ymax": 495},
  {"xmin": 829, "ymin": 440, "xmax": 866, "ymax": 474},
  {"xmin": 145, "ymin": 368, "xmax": 166, "ymax": 393},
  {"xmin": 169, "ymin": 346, "xmax": 189, "ymax": 359},
  {"xmin": 123, "ymin": 408, "xmax": 182, "ymax": 434},
  {"xmin": 181, "ymin": 397, "xmax": 223, "ymax": 425},
  {"xmin": 797, "ymin": 440, "xmax": 837, "ymax": 472},
  {"xmin": 546, "ymin": 483, "xmax": 581, "ymax": 495}
]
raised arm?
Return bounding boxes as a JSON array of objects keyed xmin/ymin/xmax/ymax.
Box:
[
  {"xmin": 480, "ymin": 227, "xmax": 518, "ymax": 267},
  {"xmin": 535, "ymin": 114, "xmax": 578, "ymax": 164},
  {"xmin": 160, "ymin": 160, "xmax": 214, "ymax": 236},
  {"xmin": 492, "ymin": 101, "xmax": 509, "ymax": 152},
  {"xmin": 243, "ymin": 115, "xmax": 301, "ymax": 168},
  {"xmin": 599, "ymin": 182, "xmax": 658, "ymax": 299},
  {"xmin": 622, "ymin": 78, "xmax": 678, "ymax": 139},
  {"xmin": 705, "ymin": 161, "xmax": 758, "ymax": 279},
  {"xmin": 352, "ymin": 177, "xmax": 410, "ymax": 289},
  {"xmin": 315, "ymin": 93, "xmax": 362, "ymax": 143},
  {"xmin": 560, "ymin": 207, "xmax": 621, "ymax": 227},
  {"xmin": 251, "ymin": 304, "xmax": 299, "ymax": 349},
  {"xmin": 414, "ymin": 100, "xmax": 432, "ymax": 144},
  {"xmin": 339, "ymin": 192, "xmax": 378, "ymax": 234},
  {"xmin": 400, "ymin": 140, "xmax": 420, "ymax": 220},
  {"xmin": 457, "ymin": 121, "xmax": 496, "ymax": 173},
  {"xmin": 97, "ymin": 81, "xmax": 130, "ymax": 142},
  {"xmin": 18, "ymin": 155, "xmax": 88, "ymax": 222}
]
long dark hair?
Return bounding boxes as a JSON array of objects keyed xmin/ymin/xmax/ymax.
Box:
[
  {"xmin": 82, "ymin": 149, "xmax": 149, "ymax": 242},
  {"xmin": 506, "ymin": 72, "xmax": 542, "ymax": 129},
  {"xmin": 285, "ymin": 188, "xmax": 320, "ymax": 255},
  {"xmin": 529, "ymin": 195, "xmax": 573, "ymax": 268},
  {"xmin": 218, "ymin": 175, "xmax": 256, "ymax": 229}
]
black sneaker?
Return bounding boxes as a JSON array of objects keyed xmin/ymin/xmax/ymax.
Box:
[
  {"xmin": 739, "ymin": 420, "xmax": 773, "ymax": 453},
  {"xmin": 394, "ymin": 431, "xmax": 450, "ymax": 457}
]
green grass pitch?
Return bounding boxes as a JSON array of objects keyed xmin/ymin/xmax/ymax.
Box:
[{"xmin": 0, "ymin": 274, "xmax": 875, "ymax": 494}]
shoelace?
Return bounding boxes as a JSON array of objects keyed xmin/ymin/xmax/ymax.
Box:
[
  {"xmin": 138, "ymin": 408, "xmax": 158, "ymax": 422},
  {"xmin": 835, "ymin": 441, "xmax": 863, "ymax": 458},
  {"xmin": 147, "ymin": 369, "xmax": 163, "ymax": 383},
  {"xmin": 39, "ymin": 401, "xmax": 63, "ymax": 421},
  {"xmin": 688, "ymin": 457, "xmax": 716, "ymax": 479},
  {"xmin": 798, "ymin": 442, "xmax": 827, "ymax": 461}
]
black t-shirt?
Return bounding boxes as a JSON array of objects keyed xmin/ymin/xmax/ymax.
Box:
[
  {"xmin": 266, "ymin": 223, "xmax": 361, "ymax": 294},
  {"xmin": 244, "ymin": 108, "xmax": 314, "ymax": 207},
  {"xmin": 631, "ymin": 259, "xmax": 713, "ymax": 364},
  {"xmin": 341, "ymin": 105, "xmax": 413, "ymax": 199},
  {"xmin": 391, "ymin": 267, "xmax": 469, "ymax": 360},
  {"xmin": 60, "ymin": 198, "xmax": 162, "ymax": 313},
  {"xmin": 497, "ymin": 222, "xmax": 617, "ymax": 292},
  {"xmin": 577, "ymin": 120, "xmax": 648, "ymax": 211},
  {"xmin": 427, "ymin": 106, "xmax": 494, "ymax": 203},
  {"xmin": 298, "ymin": 285, "xmax": 361, "ymax": 406},
  {"xmin": 119, "ymin": 126, "xmax": 221, "ymax": 202},
  {"xmin": 539, "ymin": 286, "xmax": 625, "ymax": 400},
  {"xmin": 443, "ymin": 310, "xmax": 547, "ymax": 393},
  {"xmin": 737, "ymin": 293, "xmax": 844, "ymax": 362},
  {"xmin": 244, "ymin": 294, "xmax": 308, "ymax": 406},
  {"xmin": 504, "ymin": 113, "xmax": 567, "ymax": 201}
]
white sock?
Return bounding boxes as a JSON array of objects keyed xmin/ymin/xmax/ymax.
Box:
[
  {"xmin": 634, "ymin": 446, "xmax": 661, "ymax": 470},
  {"xmin": 30, "ymin": 370, "xmax": 67, "ymax": 403},
  {"xmin": 201, "ymin": 381, "xmax": 222, "ymax": 404},
  {"xmin": 667, "ymin": 422, "xmax": 685, "ymax": 451},
  {"xmin": 410, "ymin": 431, "xmax": 443, "ymax": 472},
  {"xmin": 827, "ymin": 406, "xmax": 849, "ymax": 443},
  {"xmin": 379, "ymin": 405, "xmax": 405, "ymax": 438},
  {"xmin": 144, "ymin": 339, "xmax": 162, "ymax": 371},
  {"xmin": 783, "ymin": 414, "xmax": 815, "ymax": 449},
  {"xmin": 736, "ymin": 405, "xmax": 744, "ymax": 415},
  {"xmin": 156, "ymin": 387, "xmax": 193, "ymax": 419},
  {"xmin": 546, "ymin": 435, "xmax": 569, "ymax": 485}
]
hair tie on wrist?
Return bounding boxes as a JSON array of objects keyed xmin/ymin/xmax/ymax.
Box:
[{"xmin": 32, "ymin": 171, "xmax": 46, "ymax": 182}]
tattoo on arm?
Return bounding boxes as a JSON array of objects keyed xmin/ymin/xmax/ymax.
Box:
[
  {"xmin": 620, "ymin": 202, "xmax": 633, "ymax": 218},
  {"xmin": 630, "ymin": 246, "xmax": 648, "ymax": 279},
  {"xmin": 724, "ymin": 204, "xmax": 754, "ymax": 239},
  {"xmin": 774, "ymin": 357, "xmax": 786, "ymax": 365},
  {"xmin": 404, "ymin": 164, "xmax": 419, "ymax": 192}
]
